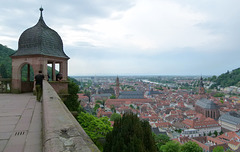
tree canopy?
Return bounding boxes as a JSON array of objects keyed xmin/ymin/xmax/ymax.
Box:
[
  {"xmin": 213, "ymin": 146, "xmax": 224, "ymax": 152},
  {"xmin": 110, "ymin": 113, "xmax": 121, "ymax": 121},
  {"xmin": 160, "ymin": 141, "xmax": 180, "ymax": 152},
  {"xmin": 0, "ymin": 44, "xmax": 15, "ymax": 78},
  {"xmin": 110, "ymin": 95, "xmax": 116, "ymax": 99},
  {"xmin": 180, "ymin": 141, "xmax": 202, "ymax": 152},
  {"xmin": 153, "ymin": 133, "xmax": 170, "ymax": 151},
  {"xmin": 77, "ymin": 112, "xmax": 112, "ymax": 142},
  {"xmin": 63, "ymin": 79, "xmax": 80, "ymax": 111},
  {"xmin": 104, "ymin": 112, "xmax": 157, "ymax": 152},
  {"xmin": 210, "ymin": 68, "xmax": 240, "ymax": 88}
]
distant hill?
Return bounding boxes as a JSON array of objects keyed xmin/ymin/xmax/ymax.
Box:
[
  {"xmin": 0, "ymin": 44, "xmax": 15, "ymax": 78},
  {"xmin": 209, "ymin": 68, "xmax": 240, "ymax": 88}
]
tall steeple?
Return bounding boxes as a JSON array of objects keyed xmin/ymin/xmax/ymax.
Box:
[
  {"xmin": 199, "ymin": 76, "xmax": 205, "ymax": 97},
  {"xmin": 116, "ymin": 76, "xmax": 120, "ymax": 98}
]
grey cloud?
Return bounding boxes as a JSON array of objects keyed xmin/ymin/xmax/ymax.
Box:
[{"xmin": 42, "ymin": 0, "xmax": 136, "ymax": 21}]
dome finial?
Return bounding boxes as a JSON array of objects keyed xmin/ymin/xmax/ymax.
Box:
[{"xmin": 39, "ymin": 7, "xmax": 44, "ymax": 19}]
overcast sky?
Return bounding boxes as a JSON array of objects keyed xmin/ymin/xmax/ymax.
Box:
[{"xmin": 1, "ymin": 0, "xmax": 240, "ymax": 76}]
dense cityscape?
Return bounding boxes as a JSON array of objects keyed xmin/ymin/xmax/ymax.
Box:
[
  {"xmin": 1, "ymin": 1, "xmax": 240, "ymax": 151},
  {"xmin": 75, "ymin": 75, "xmax": 240, "ymax": 151}
]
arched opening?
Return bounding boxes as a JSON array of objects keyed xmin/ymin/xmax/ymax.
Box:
[
  {"xmin": 47, "ymin": 61, "xmax": 61, "ymax": 81},
  {"xmin": 47, "ymin": 63, "xmax": 53, "ymax": 81},
  {"xmin": 20, "ymin": 63, "xmax": 34, "ymax": 92}
]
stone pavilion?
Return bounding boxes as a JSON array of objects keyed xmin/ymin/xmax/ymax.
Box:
[{"xmin": 11, "ymin": 8, "xmax": 69, "ymax": 93}]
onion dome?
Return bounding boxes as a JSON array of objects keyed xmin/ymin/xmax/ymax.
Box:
[{"xmin": 12, "ymin": 7, "xmax": 69, "ymax": 59}]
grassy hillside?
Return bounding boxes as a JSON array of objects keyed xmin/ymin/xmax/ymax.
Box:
[
  {"xmin": 209, "ymin": 68, "xmax": 240, "ymax": 88},
  {"xmin": 0, "ymin": 44, "xmax": 15, "ymax": 78}
]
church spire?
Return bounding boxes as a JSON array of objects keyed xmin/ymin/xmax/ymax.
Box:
[
  {"xmin": 199, "ymin": 76, "xmax": 205, "ymax": 96},
  {"xmin": 116, "ymin": 76, "xmax": 120, "ymax": 98}
]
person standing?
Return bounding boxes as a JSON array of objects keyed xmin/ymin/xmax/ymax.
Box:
[{"xmin": 35, "ymin": 70, "xmax": 44, "ymax": 101}]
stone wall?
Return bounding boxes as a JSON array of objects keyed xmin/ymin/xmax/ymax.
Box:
[
  {"xmin": 49, "ymin": 81, "xmax": 68, "ymax": 94},
  {"xmin": 42, "ymin": 80, "xmax": 99, "ymax": 152},
  {"xmin": 21, "ymin": 81, "xmax": 34, "ymax": 93}
]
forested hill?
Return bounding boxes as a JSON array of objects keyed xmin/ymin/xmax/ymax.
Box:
[
  {"xmin": 0, "ymin": 44, "xmax": 15, "ymax": 78},
  {"xmin": 209, "ymin": 68, "xmax": 240, "ymax": 88}
]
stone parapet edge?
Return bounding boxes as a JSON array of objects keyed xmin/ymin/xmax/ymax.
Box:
[{"xmin": 42, "ymin": 80, "xmax": 99, "ymax": 152}]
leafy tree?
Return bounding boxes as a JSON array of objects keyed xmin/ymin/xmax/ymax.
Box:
[
  {"xmin": 130, "ymin": 104, "xmax": 135, "ymax": 109},
  {"xmin": 110, "ymin": 113, "xmax": 121, "ymax": 121},
  {"xmin": 68, "ymin": 76, "xmax": 80, "ymax": 85},
  {"xmin": 137, "ymin": 106, "xmax": 140, "ymax": 110},
  {"xmin": 214, "ymin": 130, "xmax": 218, "ymax": 136},
  {"xmin": 104, "ymin": 112, "xmax": 157, "ymax": 152},
  {"xmin": 208, "ymin": 131, "xmax": 212, "ymax": 136},
  {"xmin": 21, "ymin": 64, "xmax": 34, "ymax": 81},
  {"xmin": 78, "ymin": 101, "xmax": 85, "ymax": 113},
  {"xmin": 210, "ymin": 68, "xmax": 240, "ymax": 88},
  {"xmin": 0, "ymin": 64, "xmax": 7, "ymax": 78},
  {"xmin": 175, "ymin": 129, "xmax": 182, "ymax": 133},
  {"xmin": 153, "ymin": 134, "xmax": 170, "ymax": 151},
  {"xmin": 78, "ymin": 112, "xmax": 112, "ymax": 142},
  {"xmin": 180, "ymin": 141, "xmax": 202, "ymax": 152},
  {"xmin": 219, "ymin": 99, "xmax": 224, "ymax": 104},
  {"xmin": 141, "ymin": 120, "xmax": 157, "ymax": 152},
  {"xmin": 110, "ymin": 105, "xmax": 116, "ymax": 113},
  {"xmin": 96, "ymin": 100, "xmax": 103, "ymax": 105},
  {"xmin": 110, "ymin": 95, "xmax": 116, "ymax": 99},
  {"xmin": 0, "ymin": 44, "xmax": 15, "ymax": 78},
  {"xmin": 160, "ymin": 141, "xmax": 180, "ymax": 152},
  {"xmin": 63, "ymin": 80, "xmax": 79, "ymax": 111},
  {"xmin": 210, "ymin": 75, "xmax": 217, "ymax": 81},
  {"xmin": 84, "ymin": 90, "xmax": 91, "ymax": 102},
  {"xmin": 94, "ymin": 104, "xmax": 100, "ymax": 112},
  {"xmin": 219, "ymin": 131, "xmax": 223, "ymax": 135},
  {"xmin": 214, "ymin": 93, "xmax": 225, "ymax": 97},
  {"xmin": 96, "ymin": 100, "xmax": 106, "ymax": 108},
  {"xmin": 213, "ymin": 146, "xmax": 224, "ymax": 152}
]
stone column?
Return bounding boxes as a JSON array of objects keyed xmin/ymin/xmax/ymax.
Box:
[
  {"xmin": 59, "ymin": 62, "xmax": 62, "ymax": 73},
  {"xmin": 61, "ymin": 60, "xmax": 68, "ymax": 81},
  {"xmin": 42, "ymin": 58, "xmax": 48, "ymax": 81},
  {"xmin": 52, "ymin": 62, "xmax": 56, "ymax": 81},
  {"xmin": 11, "ymin": 60, "xmax": 21, "ymax": 93},
  {"xmin": 27, "ymin": 64, "xmax": 30, "ymax": 81}
]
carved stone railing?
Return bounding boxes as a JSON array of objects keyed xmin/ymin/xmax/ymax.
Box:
[
  {"xmin": 42, "ymin": 80, "xmax": 99, "ymax": 152},
  {"xmin": 0, "ymin": 78, "xmax": 11, "ymax": 93}
]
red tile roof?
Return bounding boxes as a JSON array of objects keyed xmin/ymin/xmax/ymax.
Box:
[{"xmin": 182, "ymin": 117, "xmax": 219, "ymax": 129}]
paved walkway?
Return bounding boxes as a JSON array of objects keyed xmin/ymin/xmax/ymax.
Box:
[{"xmin": 0, "ymin": 93, "xmax": 42, "ymax": 152}]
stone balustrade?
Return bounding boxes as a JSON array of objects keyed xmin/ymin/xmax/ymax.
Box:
[{"xmin": 42, "ymin": 80, "xmax": 100, "ymax": 152}]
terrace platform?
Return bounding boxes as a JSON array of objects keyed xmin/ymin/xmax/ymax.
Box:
[
  {"xmin": 0, "ymin": 80, "xmax": 99, "ymax": 152},
  {"xmin": 0, "ymin": 93, "xmax": 42, "ymax": 152}
]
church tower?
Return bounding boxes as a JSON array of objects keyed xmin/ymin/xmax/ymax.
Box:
[
  {"xmin": 198, "ymin": 76, "xmax": 205, "ymax": 97},
  {"xmin": 116, "ymin": 76, "xmax": 119, "ymax": 98}
]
